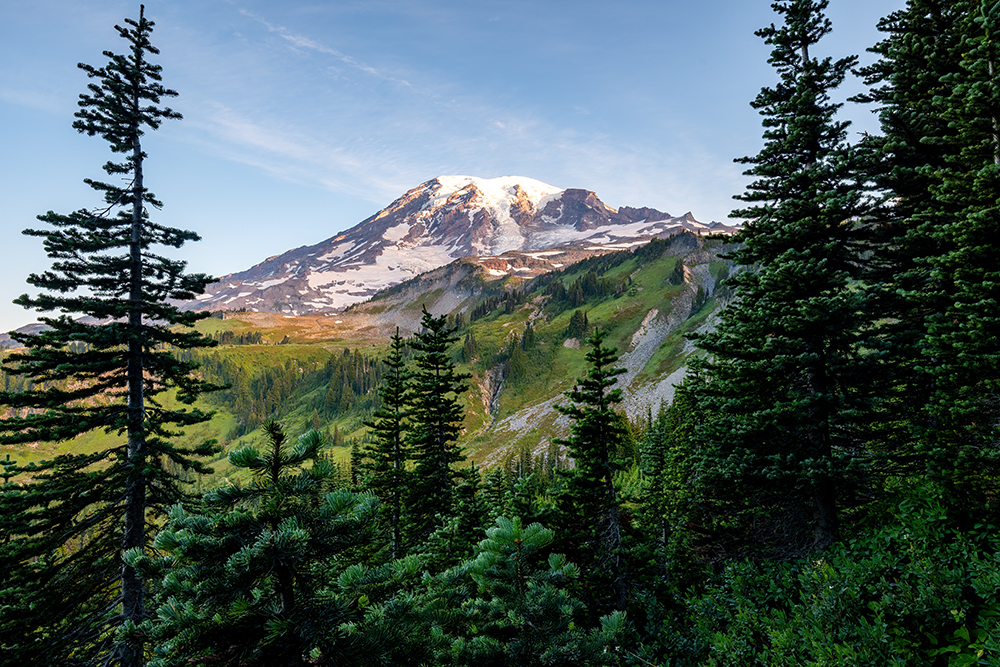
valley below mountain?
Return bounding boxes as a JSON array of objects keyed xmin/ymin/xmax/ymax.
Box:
[
  {"xmin": 179, "ymin": 229, "xmax": 739, "ymax": 472},
  {"xmin": 1, "ymin": 175, "xmax": 740, "ymax": 475}
]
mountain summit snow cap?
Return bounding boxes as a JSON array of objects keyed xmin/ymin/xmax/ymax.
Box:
[{"xmin": 188, "ymin": 175, "xmax": 737, "ymax": 315}]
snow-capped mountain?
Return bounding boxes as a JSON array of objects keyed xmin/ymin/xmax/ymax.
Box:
[{"xmin": 190, "ymin": 175, "xmax": 736, "ymax": 315}]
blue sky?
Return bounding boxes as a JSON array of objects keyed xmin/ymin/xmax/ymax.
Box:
[{"xmin": 1, "ymin": 0, "xmax": 902, "ymax": 332}]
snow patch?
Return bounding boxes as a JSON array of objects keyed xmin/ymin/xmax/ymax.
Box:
[
  {"xmin": 382, "ymin": 222, "xmax": 411, "ymax": 243},
  {"xmin": 254, "ymin": 276, "xmax": 292, "ymax": 289},
  {"xmin": 316, "ymin": 241, "xmax": 359, "ymax": 262}
]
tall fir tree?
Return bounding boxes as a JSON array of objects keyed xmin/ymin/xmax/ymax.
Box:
[
  {"xmin": 0, "ymin": 7, "xmax": 218, "ymax": 665},
  {"xmin": 856, "ymin": 0, "xmax": 1000, "ymax": 513},
  {"xmin": 688, "ymin": 0, "xmax": 869, "ymax": 556},
  {"xmin": 405, "ymin": 306, "xmax": 470, "ymax": 544},
  {"xmin": 361, "ymin": 328, "xmax": 410, "ymax": 559},
  {"xmin": 852, "ymin": 0, "xmax": 975, "ymax": 494},
  {"xmin": 916, "ymin": 2, "xmax": 1000, "ymax": 504},
  {"xmin": 553, "ymin": 328, "xmax": 630, "ymax": 613},
  {"xmin": 636, "ymin": 389, "xmax": 699, "ymax": 580}
]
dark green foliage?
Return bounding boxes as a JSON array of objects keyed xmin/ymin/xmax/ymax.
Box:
[
  {"xmin": 421, "ymin": 466, "xmax": 489, "ymax": 571},
  {"xmin": 431, "ymin": 517, "xmax": 627, "ymax": 667},
  {"xmin": 636, "ymin": 391, "xmax": 699, "ymax": 584},
  {"xmin": 129, "ymin": 421, "xmax": 379, "ymax": 666},
  {"xmin": 0, "ymin": 8, "xmax": 218, "ymax": 664},
  {"xmin": 461, "ymin": 330, "xmax": 478, "ymax": 363},
  {"xmin": 208, "ymin": 329, "xmax": 265, "ymax": 345},
  {"xmin": 911, "ymin": 2, "xmax": 1000, "ymax": 501},
  {"xmin": 405, "ymin": 307, "xmax": 471, "ymax": 542},
  {"xmin": 689, "ymin": 489, "xmax": 1000, "ymax": 665},
  {"xmin": 322, "ymin": 348, "xmax": 379, "ymax": 418},
  {"xmin": 554, "ymin": 328, "xmax": 631, "ymax": 612},
  {"xmin": 469, "ymin": 286, "xmax": 524, "ymax": 322},
  {"xmin": 669, "ymin": 258, "xmax": 686, "ymax": 285},
  {"xmin": 187, "ymin": 346, "xmax": 381, "ymax": 439},
  {"xmin": 546, "ymin": 270, "xmax": 616, "ymax": 311},
  {"xmin": 521, "ymin": 321, "xmax": 536, "ymax": 349},
  {"xmin": 506, "ymin": 340, "xmax": 530, "ymax": 387},
  {"xmin": 853, "ymin": 0, "xmax": 1000, "ymax": 516},
  {"xmin": 333, "ymin": 555, "xmax": 439, "ymax": 666},
  {"xmin": 361, "ymin": 329, "xmax": 410, "ymax": 559},
  {"xmin": 0, "ymin": 452, "xmax": 123, "ymax": 664},
  {"xmin": 688, "ymin": 0, "xmax": 870, "ymax": 558},
  {"xmin": 565, "ymin": 309, "xmax": 589, "ymax": 339}
]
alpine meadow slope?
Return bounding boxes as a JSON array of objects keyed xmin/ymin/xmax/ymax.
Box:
[{"xmin": 170, "ymin": 230, "xmax": 739, "ymax": 474}]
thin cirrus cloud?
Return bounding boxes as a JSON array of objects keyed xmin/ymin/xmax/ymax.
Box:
[
  {"xmin": 173, "ymin": 3, "xmax": 745, "ymax": 222},
  {"xmin": 238, "ymin": 9, "xmax": 414, "ymax": 90},
  {"xmin": 183, "ymin": 16, "xmax": 524, "ymax": 199}
]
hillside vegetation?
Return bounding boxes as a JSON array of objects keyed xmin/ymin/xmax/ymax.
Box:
[
  {"xmin": 6, "ymin": 1, "xmax": 1000, "ymax": 664},
  {"xmin": 1, "ymin": 232, "xmax": 729, "ymax": 480}
]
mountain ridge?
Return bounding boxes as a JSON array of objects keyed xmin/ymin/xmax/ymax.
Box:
[{"xmin": 188, "ymin": 175, "xmax": 738, "ymax": 315}]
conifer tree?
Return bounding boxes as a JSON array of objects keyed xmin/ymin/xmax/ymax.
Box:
[
  {"xmin": 362, "ymin": 328, "xmax": 410, "ymax": 558},
  {"xmin": 857, "ymin": 0, "xmax": 1000, "ymax": 511},
  {"xmin": 462, "ymin": 330, "xmax": 478, "ymax": 363},
  {"xmin": 637, "ymin": 392, "xmax": 696, "ymax": 576},
  {"xmin": 553, "ymin": 328, "xmax": 629, "ymax": 611},
  {"xmin": 911, "ymin": 2, "xmax": 1000, "ymax": 502},
  {"xmin": 434, "ymin": 516, "xmax": 626, "ymax": 666},
  {"xmin": 0, "ymin": 7, "xmax": 217, "ymax": 665},
  {"xmin": 566, "ymin": 309, "xmax": 588, "ymax": 339},
  {"xmin": 405, "ymin": 306, "xmax": 470, "ymax": 543},
  {"xmin": 129, "ymin": 422, "xmax": 378, "ymax": 666},
  {"xmin": 688, "ymin": 0, "xmax": 868, "ymax": 556},
  {"xmin": 852, "ymin": 0, "xmax": 974, "ymax": 491}
]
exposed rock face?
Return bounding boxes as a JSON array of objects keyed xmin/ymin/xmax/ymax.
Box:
[{"xmin": 188, "ymin": 175, "xmax": 738, "ymax": 315}]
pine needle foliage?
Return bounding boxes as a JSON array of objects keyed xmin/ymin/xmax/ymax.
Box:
[
  {"xmin": 361, "ymin": 328, "xmax": 410, "ymax": 559},
  {"xmin": 432, "ymin": 516, "xmax": 627, "ymax": 667},
  {"xmin": 915, "ymin": 1, "xmax": 1000, "ymax": 498},
  {"xmin": 129, "ymin": 421, "xmax": 379, "ymax": 667},
  {"xmin": 405, "ymin": 306, "xmax": 470, "ymax": 544},
  {"xmin": 688, "ymin": 0, "xmax": 870, "ymax": 558},
  {"xmin": 855, "ymin": 0, "xmax": 1000, "ymax": 513},
  {"xmin": 0, "ymin": 7, "xmax": 218, "ymax": 665},
  {"xmin": 553, "ymin": 328, "xmax": 630, "ymax": 612}
]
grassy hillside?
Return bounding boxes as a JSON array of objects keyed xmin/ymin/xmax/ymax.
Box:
[{"xmin": 1, "ymin": 232, "xmax": 737, "ymax": 484}]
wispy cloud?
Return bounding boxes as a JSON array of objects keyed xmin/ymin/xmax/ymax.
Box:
[
  {"xmin": 238, "ymin": 8, "xmax": 413, "ymax": 89},
  {"xmin": 173, "ymin": 4, "xmax": 748, "ymax": 223},
  {"xmin": 209, "ymin": 105, "xmax": 317, "ymax": 162}
]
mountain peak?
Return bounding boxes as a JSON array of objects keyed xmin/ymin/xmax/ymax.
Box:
[{"xmin": 188, "ymin": 176, "xmax": 738, "ymax": 315}]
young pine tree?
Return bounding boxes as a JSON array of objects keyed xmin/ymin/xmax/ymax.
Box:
[
  {"xmin": 129, "ymin": 422, "xmax": 378, "ymax": 667},
  {"xmin": 0, "ymin": 7, "xmax": 218, "ymax": 665},
  {"xmin": 553, "ymin": 328, "xmax": 630, "ymax": 612},
  {"xmin": 432, "ymin": 516, "xmax": 626, "ymax": 667},
  {"xmin": 405, "ymin": 306, "xmax": 470, "ymax": 544},
  {"xmin": 361, "ymin": 328, "xmax": 410, "ymax": 559}
]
